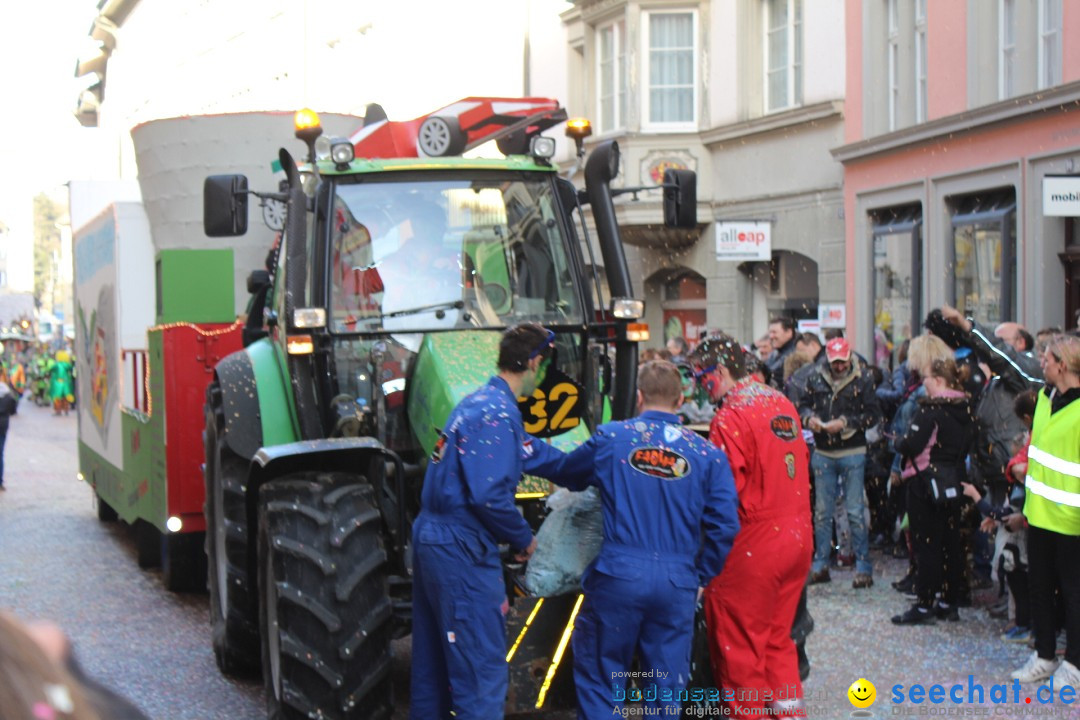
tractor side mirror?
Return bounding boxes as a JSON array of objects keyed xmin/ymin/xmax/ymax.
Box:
[
  {"xmin": 204, "ymin": 175, "xmax": 249, "ymax": 237},
  {"xmin": 662, "ymin": 169, "xmax": 697, "ymax": 229}
]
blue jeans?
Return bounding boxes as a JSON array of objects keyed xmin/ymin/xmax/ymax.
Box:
[{"xmin": 811, "ymin": 452, "xmax": 871, "ymax": 575}]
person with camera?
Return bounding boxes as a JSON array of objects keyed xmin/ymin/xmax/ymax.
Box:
[{"xmin": 891, "ymin": 357, "xmax": 976, "ymax": 624}]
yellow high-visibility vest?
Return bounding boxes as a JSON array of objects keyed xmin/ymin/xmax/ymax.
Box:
[{"xmin": 1025, "ymin": 390, "xmax": 1080, "ymax": 535}]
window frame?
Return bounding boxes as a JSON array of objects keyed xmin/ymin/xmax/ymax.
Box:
[
  {"xmin": 999, "ymin": 0, "xmax": 1016, "ymax": 99},
  {"xmin": 596, "ymin": 17, "xmax": 628, "ymax": 135},
  {"xmin": 915, "ymin": 0, "xmax": 927, "ymax": 123},
  {"xmin": 641, "ymin": 8, "xmax": 699, "ymax": 132},
  {"xmin": 948, "ymin": 192, "xmax": 1017, "ymax": 325},
  {"xmin": 871, "ymin": 205, "xmax": 923, "ymax": 370},
  {"xmin": 763, "ymin": 0, "xmax": 803, "ymax": 115},
  {"xmin": 1037, "ymin": 0, "xmax": 1062, "ymax": 90},
  {"xmin": 887, "ymin": 0, "xmax": 899, "ymax": 131}
]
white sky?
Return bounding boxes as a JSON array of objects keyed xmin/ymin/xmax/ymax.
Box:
[{"xmin": 0, "ymin": 1, "xmax": 101, "ymax": 289}]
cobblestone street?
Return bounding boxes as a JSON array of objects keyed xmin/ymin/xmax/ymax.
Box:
[{"xmin": 0, "ymin": 399, "xmax": 1072, "ymax": 719}]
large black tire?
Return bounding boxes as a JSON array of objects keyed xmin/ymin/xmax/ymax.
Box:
[
  {"xmin": 205, "ymin": 380, "xmax": 261, "ymax": 675},
  {"xmin": 163, "ymin": 530, "xmax": 207, "ymax": 594},
  {"xmin": 258, "ymin": 473, "xmax": 394, "ymax": 720},
  {"xmin": 96, "ymin": 494, "xmax": 118, "ymax": 523},
  {"xmin": 135, "ymin": 519, "xmax": 161, "ymax": 569}
]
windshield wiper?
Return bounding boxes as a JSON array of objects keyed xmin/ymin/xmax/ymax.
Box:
[{"xmin": 381, "ymin": 299, "xmax": 465, "ymax": 319}]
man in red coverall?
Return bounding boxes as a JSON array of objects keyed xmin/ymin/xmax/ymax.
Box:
[{"xmin": 690, "ymin": 333, "xmax": 813, "ymax": 719}]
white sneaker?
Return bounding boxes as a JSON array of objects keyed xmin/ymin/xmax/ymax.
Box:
[
  {"xmin": 1011, "ymin": 651, "xmax": 1060, "ymax": 683},
  {"xmin": 1053, "ymin": 660, "xmax": 1080, "ymax": 689}
]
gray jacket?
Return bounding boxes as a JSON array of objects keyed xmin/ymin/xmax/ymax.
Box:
[{"xmin": 967, "ymin": 323, "xmax": 1043, "ymax": 489}]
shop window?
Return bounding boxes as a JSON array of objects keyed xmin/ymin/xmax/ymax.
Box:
[
  {"xmin": 950, "ymin": 190, "xmax": 1016, "ymax": 324},
  {"xmin": 871, "ymin": 204, "xmax": 922, "ymax": 371},
  {"xmin": 663, "ymin": 272, "xmax": 706, "ymax": 301}
]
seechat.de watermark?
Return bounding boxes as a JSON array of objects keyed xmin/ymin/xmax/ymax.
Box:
[{"xmin": 870, "ymin": 675, "xmax": 1077, "ymax": 717}]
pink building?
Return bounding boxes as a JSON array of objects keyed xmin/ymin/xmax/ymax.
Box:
[{"xmin": 835, "ymin": 0, "xmax": 1080, "ymax": 365}]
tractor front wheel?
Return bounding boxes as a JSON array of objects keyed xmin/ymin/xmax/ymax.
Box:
[
  {"xmin": 258, "ymin": 473, "xmax": 394, "ymax": 720},
  {"xmin": 204, "ymin": 380, "xmax": 261, "ymax": 675}
]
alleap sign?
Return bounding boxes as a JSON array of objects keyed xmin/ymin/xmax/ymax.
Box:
[
  {"xmin": 715, "ymin": 221, "xmax": 771, "ymax": 261},
  {"xmin": 1043, "ymin": 175, "xmax": 1080, "ymax": 217}
]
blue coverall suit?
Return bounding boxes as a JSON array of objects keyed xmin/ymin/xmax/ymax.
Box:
[
  {"xmin": 409, "ymin": 376, "xmax": 564, "ymax": 720},
  {"xmin": 550, "ymin": 410, "xmax": 740, "ymax": 718}
]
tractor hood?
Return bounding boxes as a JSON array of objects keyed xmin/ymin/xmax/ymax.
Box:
[{"xmin": 407, "ymin": 330, "xmax": 589, "ymax": 492}]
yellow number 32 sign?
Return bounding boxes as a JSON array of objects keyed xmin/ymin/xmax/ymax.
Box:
[{"xmin": 517, "ymin": 368, "xmax": 585, "ymax": 438}]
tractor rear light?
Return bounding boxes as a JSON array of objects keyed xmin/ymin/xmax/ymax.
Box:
[
  {"xmin": 625, "ymin": 323, "xmax": 650, "ymax": 343},
  {"xmin": 529, "ymin": 136, "xmax": 556, "ymax": 161},
  {"xmin": 286, "ymin": 335, "xmax": 315, "ymax": 355},
  {"xmin": 292, "ymin": 307, "xmax": 326, "ymax": 329},
  {"xmin": 610, "ymin": 298, "xmax": 645, "ymax": 319}
]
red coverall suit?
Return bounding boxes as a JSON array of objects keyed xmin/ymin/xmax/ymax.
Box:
[{"xmin": 705, "ymin": 378, "xmax": 813, "ymax": 718}]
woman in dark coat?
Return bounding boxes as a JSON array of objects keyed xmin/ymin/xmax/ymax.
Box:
[
  {"xmin": 892, "ymin": 358, "xmax": 976, "ymax": 624},
  {"xmin": 0, "ymin": 382, "xmax": 18, "ymax": 490}
]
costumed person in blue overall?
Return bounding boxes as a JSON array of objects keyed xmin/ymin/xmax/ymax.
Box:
[
  {"xmin": 539, "ymin": 360, "xmax": 740, "ymax": 718},
  {"xmin": 409, "ymin": 322, "xmax": 566, "ymax": 720}
]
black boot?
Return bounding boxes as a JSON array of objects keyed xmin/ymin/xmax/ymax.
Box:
[{"xmin": 891, "ymin": 605, "xmax": 936, "ymax": 625}]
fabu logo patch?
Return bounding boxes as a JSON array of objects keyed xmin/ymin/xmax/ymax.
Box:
[
  {"xmin": 629, "ymin": 447, "xmax": 690, "ymax": 480},
  {"xmin": 770, "ymin": 415, "xmax": 798, "ymax": 441}
]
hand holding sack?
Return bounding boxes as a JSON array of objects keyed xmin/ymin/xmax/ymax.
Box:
[{"xmin": 523, "ymin": 488, "xmax": 603, "ymax": 596}]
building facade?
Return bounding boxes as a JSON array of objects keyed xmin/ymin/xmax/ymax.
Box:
[
  {"xmin": 837, "ymin": 0, "xmax": 1080, "ymax": 367},
  {"xmin": 561, "ymin": 0, "xmax": 846, "ymax": 348}
]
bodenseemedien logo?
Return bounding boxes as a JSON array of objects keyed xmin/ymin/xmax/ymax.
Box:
[{"xmin": 847, "ymin": 678, "xmax": 876, "ymax": 716}]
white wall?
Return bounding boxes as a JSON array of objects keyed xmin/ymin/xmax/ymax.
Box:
[
  {"xmin": 803, "ymin": 0, "xmax": 846, "ymax": 104},
  {"xmin": 97, "ymin": 0, "xmax": 563, "ymax": 180}
]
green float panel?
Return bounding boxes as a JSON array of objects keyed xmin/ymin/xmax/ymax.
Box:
[{"xmin": 156, "ymin": 249, "xmax": 235, "ymax": 324}]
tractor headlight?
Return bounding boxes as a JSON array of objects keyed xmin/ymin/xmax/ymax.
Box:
[
  {"xmin": 292, "ymin": 308, "xmax": 326, "ymax": 329},
  {"xmin": 330, "ymin": 139, "xmax": 355, "ymax": 167},
  {"xmin": 610, "ymin": 298, "xmax": 645, "ymax": 320},
  {"xmin": 529, "ymin": 136, "xmax": 556, "ymax": 161}
]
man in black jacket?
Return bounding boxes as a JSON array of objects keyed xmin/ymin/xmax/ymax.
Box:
[
  {"xmin": 798, "ymin": 338, "xmax": 881, "ymax": 589},
  {"xmin": 765, "ymin": 317, "xmax": 798, "ymax": 389}
]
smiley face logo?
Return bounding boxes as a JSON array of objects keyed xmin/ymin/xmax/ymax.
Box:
[{"xmin": 847, "ymin": 678, "xmax": 876, "ymax": 709}]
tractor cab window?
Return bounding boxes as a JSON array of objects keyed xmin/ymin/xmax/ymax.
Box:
[{"xmin": 329, "ymin": 174, "xmax": 583, "ymax": 333}]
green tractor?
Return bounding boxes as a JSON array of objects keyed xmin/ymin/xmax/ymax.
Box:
[{"xmin": 202, "ymin": 101, "xmax": 697, "ymax": 718}]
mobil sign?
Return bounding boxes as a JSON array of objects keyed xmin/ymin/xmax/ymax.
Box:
[{"xmin": 715, "ymin": 221, "xmax": 771, "ymax": 261}]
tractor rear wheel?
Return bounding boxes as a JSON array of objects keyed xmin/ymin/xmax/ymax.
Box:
[
  {"xmin": 205, "ymin": 380, "xmax": 261, "ymax": 675},
  {"xmin": 257, "ymin": 473, "xmax": 394, "ymax": 720}
]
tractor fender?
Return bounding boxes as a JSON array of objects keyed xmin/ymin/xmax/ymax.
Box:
[
  {"xmin": 212, "ymin": 351, "xmax": 263, "ymax": 460},
  {"xmin": 213, "ymin": 339, "xmax": 300, "ymax": 460}
]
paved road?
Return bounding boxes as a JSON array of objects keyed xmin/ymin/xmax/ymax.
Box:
[{"xmin": 0, "ymin": 400, "xmax": 1070, "ymax": 719}]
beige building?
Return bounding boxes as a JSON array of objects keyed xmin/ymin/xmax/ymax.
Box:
[{"xmin": 560, "ymin": 0, "xmax": 846, "ymax": 347}]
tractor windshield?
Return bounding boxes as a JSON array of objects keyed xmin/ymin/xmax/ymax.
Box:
[{"xmin": 329, "ymin": 173, "xmax": 583, "ymax": 333}]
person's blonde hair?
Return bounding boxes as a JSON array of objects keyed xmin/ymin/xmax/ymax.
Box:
[
  {"xmin": 1046, "ymin": 334, "xmax": 1080, "ymax": 376},
  {"xmin": 906, "ymin": 333, "xmax": 953, "ymax": 378},
  {"xmin": 638, "ymin": 360, "xmax": 684, "ymax": 408},
  {"xmin": 783, "ymin": 351, "xmax": 812, "ymax": 383},
  {"xmin": 0, "ymin": 612, "xmax": 100, "ymax": 720}
]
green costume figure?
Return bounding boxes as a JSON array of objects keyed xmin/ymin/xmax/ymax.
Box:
[{"xmin": 49, "ymin": 350, "xmax": 74, "ymax": 415}]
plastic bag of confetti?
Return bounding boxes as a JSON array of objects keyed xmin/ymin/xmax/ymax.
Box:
[{"xmin": 524, "ymin": 487, "xmax": 603, "ymax": 597}]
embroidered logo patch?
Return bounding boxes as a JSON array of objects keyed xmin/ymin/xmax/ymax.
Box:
[
  {"xmin": 629, "ymin": 447, "xmax": 690, "ymax": 479},
  {"xmin": 521, "ymin": 438, "xmax": 535, "ymax": 458},
  {"xmin": 770, "ymin": 415, "xmax": 798, "ymax": 441},
  {"xmin": 785, "ymin": 452, "xmax": 796, "ymax": 479},
  {"xmin": 664, "ymin": 425, "xmax": 682, "ymax": 444},
  {"xmin": 431, "ymin": 433, "xmax": 448, "ymax": 463}
]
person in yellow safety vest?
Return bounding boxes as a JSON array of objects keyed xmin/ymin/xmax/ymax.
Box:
[{"xmin": 1010, "ymin": 334, "xmax": 1080, "ymax": 688}]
